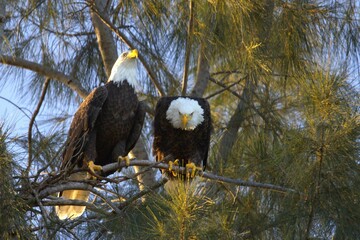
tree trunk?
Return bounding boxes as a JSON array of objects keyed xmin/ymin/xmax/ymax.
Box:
[
  {"xmin": 215, "ymin": 0, "xmax": 275, "ymax": 171},
  {"xmin": 130, "ymin": 137, "xmax": 158, "ymax": 202},
  {"xmin": 0, "ymin": 0, "xmax": 5, "ymax": 53},
  {"xmin": 190, "ymin": 44, "xmax": 210, "ymax": 98},
  {"xmin": 90, "ymin": 0, "xmax": 117, "ymax": 78},
  {"xmin": 216, "ymin": 78, "xmax": 252, "ymax": 171}
]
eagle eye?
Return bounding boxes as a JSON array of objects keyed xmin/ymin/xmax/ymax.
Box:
[
  {"xmin": 190, "ymin": 112, "xmax": 194, "ymax": 116},
  {"xmin": 121, "ymin": 52, "xmax": 128, "ymax": 58}
]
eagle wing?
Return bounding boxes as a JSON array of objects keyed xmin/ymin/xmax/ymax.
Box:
[
  {"xmin": 125, "ymin": 101, "xmax": 146, "ymax": 153},
  {"xmin": 196, "ymin": 98, "xmax": 212, "ymax": 170},
  {"xmin": 152, "ymin": 97, "xmax": 170, "ymax": 161},
  {"xmin": 62, "ymin": 86, "xmax": 108, "ymax": 170}
]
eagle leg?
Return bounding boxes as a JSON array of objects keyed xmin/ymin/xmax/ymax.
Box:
[
  {"xmin": 185, "ymin": 162, "xmax": 202, "ymax": 178},
  {"xmin": 168, "ymin": 159, "xmax": 179, "ymax": 177}
]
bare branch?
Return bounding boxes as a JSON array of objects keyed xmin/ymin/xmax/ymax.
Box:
[
  {"xmin": 208, "ymin": 76, "xmax": 242, "ymax": 99},
  {"xmin": 27, "ymin": 78, "xmax": 50, "ymax": 176},
  {"xmin": 24, "ymin": 159, "xmax": 297, "ymax": 207},
  {"xmin": 37, "ymin": 182, "xmax": 95, "ymax": 201},
  {"xmin": 0, "ymin": 55, "xmax": 89, "ymax": 98},
  {"xmin": 205, "ymin": 77, "xmax": 245, "ymax": 100},
  {"xmin": 90, "ymin": 186, "xmax": 122, "ymax": 215},
  {"xmin": 101, "ymin": 160, "xmax": 298, "ymax": 194},
  {"xmin": 42, "ymin": 199, "xmax": 110, "ymax": 216}
]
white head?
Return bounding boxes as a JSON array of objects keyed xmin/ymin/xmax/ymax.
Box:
[
  {"xmin": 108, "ymin": 49, "xmax": 140, "ymax": 91},
  {"xmin": 166, "ymin": 97, "xmax": 204, "ymax": 131}
]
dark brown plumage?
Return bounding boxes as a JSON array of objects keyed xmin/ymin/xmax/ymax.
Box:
[
  {"xmin": 56, "ymin": 49, "xmax": 144, "ymax": 220},
  {"xmin": 62, "ymin": 81, "xmax": 144, "ymax": 169},
  {"xmin": 153, "ymin": 96, "xmax": 211, "ymax": 180}
]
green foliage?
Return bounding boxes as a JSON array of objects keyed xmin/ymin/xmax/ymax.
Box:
[{"xmin": 0, "ymin": 126, "xmax": 32, "ymax": 239}]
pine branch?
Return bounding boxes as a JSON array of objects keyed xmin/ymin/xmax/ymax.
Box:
[
  {"xmin": 0, "ymin": 55, "xmax": 89, "ymax": 98},
  {"xmin": 19, "ymin": 159, "xmax": 300, "ymax": 222},
  {"xmin": 25, "ymin": 159, "xmax": 297, "ymax": 202},
  {"xmin": 103, "ymin": 160, "xmax": 298, "ymax": 193}
]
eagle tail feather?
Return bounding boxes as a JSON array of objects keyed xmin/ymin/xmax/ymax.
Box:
[{"xmin": 55, "ymin": 172, "xmax": 90, "ymax": 220}]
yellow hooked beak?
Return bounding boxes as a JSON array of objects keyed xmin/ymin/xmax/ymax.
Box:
[
  {"xmin": 181, "ymin": 114, "xmax": 191, "ymax": 129},
  {"xmin": 127, "ymin": 49, "xmax": 138, "ymax": 59}
]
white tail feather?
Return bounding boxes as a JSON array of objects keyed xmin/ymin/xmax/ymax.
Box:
[{"xmin": 55, "ymin": 172, "xmax": 90, "ymax": 220}]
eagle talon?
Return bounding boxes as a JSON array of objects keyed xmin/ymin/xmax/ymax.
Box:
[
  {"xmin": 186, "ymin": 162, "xmax": 201, "ymax": 178},
  {"xmin": 118, "ymin": 156, "xmax": 131, "ymax": 167},
  {"xmin": 168, "ymin": 159, "xmax": 179, "ymax": 177},
  {"xmin": 88, "ymin": 161, "xmax": 102, "ymax": 179}
]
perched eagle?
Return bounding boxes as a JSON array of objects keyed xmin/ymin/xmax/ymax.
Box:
[
  {"xmin": 153, "ymin": 97, "xmax": 211, "ymax": 179},
  {"xmin": 56, "ymin": 49, "xmax": 145, "ymax": 220}
]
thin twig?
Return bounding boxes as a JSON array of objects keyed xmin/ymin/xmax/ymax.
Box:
[
  {"xmin": 90, "ymin": 187, "xmax": 123, "ymax": 215},
  {"xmin": 209, "ymin": 77, "xmax": 243, "ymax": 99},
  {"xmin": 0, "ymin": 96, "xmax": 40, "ymax": 133},
  {"xmin": 26, "ymin": 78, "xmax": 51, "ymax": 176},
  {"xmin": 205, "ymin": 77, "xmax": 245, "ymax": 99}
]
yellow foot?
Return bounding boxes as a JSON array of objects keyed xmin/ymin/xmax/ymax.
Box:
[
  {"xmin": 118, "ymin": 156, "xmax": 131, "ymax": 167},
  {"xmin": 168, "ymin": 159, "xmax": 179, "ymax": 177},
  {"xmin": 185, "ymin": 162, "xmax": 202, "ymax": 178},
  {"xmin": 88, "ymin": 161, "xmax": 102, "ymax": 179},
  {"xmin": 88, "ymin": 161, "xmax": 102, "ymax": 172}
]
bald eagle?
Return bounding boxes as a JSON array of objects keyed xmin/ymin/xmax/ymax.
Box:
[
  {"xmin": 153, "ymin": 97, "xmax": 211, "ymax": 180},
  {"xmin": 56, "ymin": 49, "xmax": 145, "ymax": 220}
]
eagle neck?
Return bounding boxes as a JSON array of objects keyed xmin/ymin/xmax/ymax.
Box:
[{"xmin": 108, "ymin": 60, "xmax": 139, "ymax": 91}]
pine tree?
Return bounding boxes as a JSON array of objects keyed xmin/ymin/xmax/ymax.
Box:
[{"xmin": 0, "ymin": 0, "xmax": 358, "ymax": 239}]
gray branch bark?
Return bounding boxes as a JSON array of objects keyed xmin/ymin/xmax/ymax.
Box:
[
  {"xmin": 0, "ymin": 55, "xmax": 89, "ymax": 98},
  {"xmin": 22, "ymin": 159, "xmax": 297, "ymax": 209}
]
